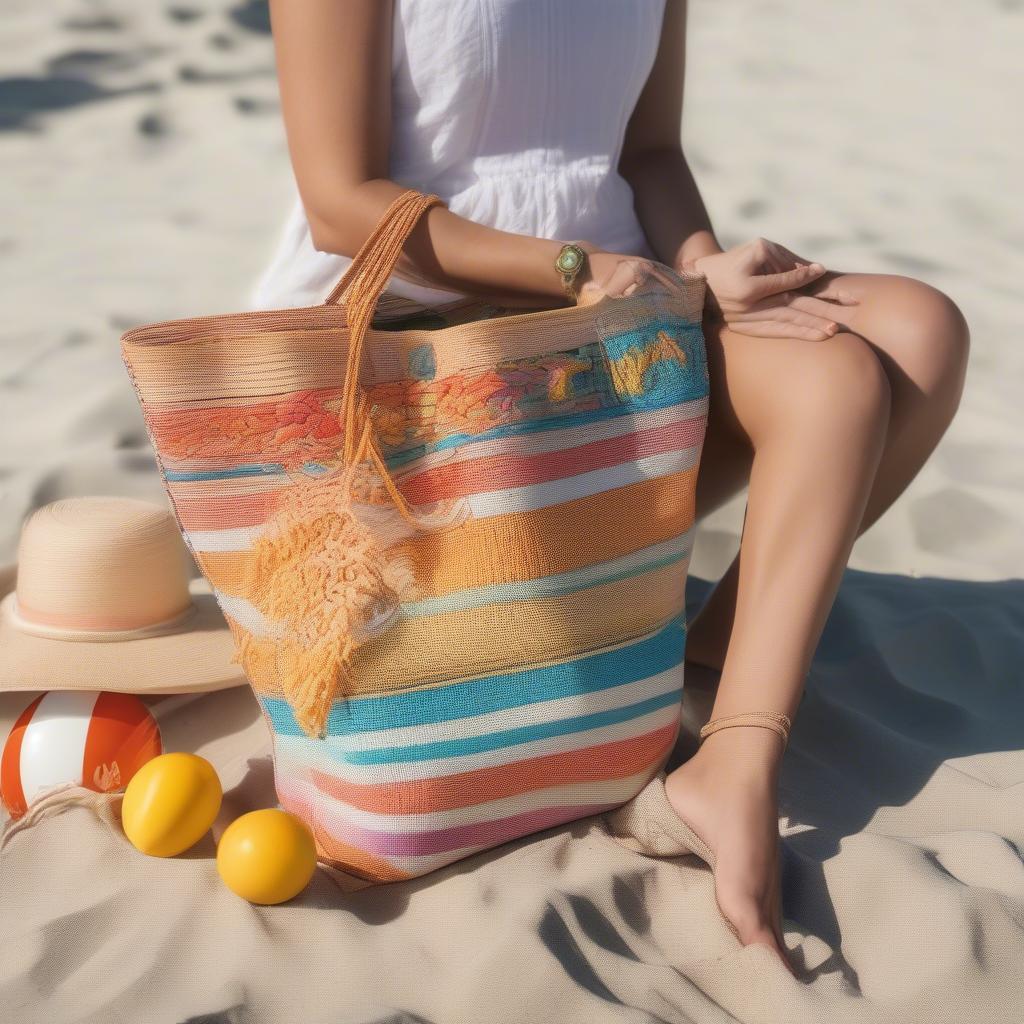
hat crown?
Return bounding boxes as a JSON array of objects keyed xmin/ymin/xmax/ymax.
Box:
[{"xmin": 15, "ymin": 497, "xmax": 193, "ymax": 633}]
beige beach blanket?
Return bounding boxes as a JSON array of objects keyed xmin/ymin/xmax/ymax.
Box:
[{"xmin": 2, "ymin": 571, "xmax": 1023, "ymax": 1024}]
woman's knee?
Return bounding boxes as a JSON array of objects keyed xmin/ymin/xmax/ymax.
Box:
[{"xmin": 843, "ymin": 274, "xmax": 971, "ymax": 403}]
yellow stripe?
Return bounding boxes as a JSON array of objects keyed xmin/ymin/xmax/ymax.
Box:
[{"xmin": 235, "ymin": 557, "xmax": 689, "ymax": 699}]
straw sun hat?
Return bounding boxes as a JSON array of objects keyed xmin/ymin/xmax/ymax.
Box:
[{"xmin": 0, "ymin": 496, "xmax": 248, "ymax": 693}]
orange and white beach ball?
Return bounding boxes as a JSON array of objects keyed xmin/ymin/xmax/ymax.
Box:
[{"xmin": 1, "ymin": 690, "xmax": 161, "ymax": 818}]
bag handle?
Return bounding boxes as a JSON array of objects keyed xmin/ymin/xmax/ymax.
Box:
[
  {"xmin": 325, "ymin": 188, "xmax": 445, "ymax": 526},
  {"xmin": 323, "ymin": 188, "xmax": 444, "ymax": 307}
]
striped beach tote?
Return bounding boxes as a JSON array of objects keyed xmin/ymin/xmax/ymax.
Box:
[{"xmin": 121, "ymin": 189, "xmax": 710, "ymax": 883}]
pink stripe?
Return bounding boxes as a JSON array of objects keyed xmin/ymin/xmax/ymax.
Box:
[
  {"xmin": 402, "ymin": 415, "xmax": 706, "ymax": 504},
  {"xmin": 13, "ymin": 600, "xmax": 192, "ymax": 632},
  {"xmin": 296, "ymin": 798, "xmax": 623, "ymax": 857}
]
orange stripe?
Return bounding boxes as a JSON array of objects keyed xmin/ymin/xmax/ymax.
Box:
[
  {"xmin": 199, "ymin": 465, "xmax": 698, "ymax": 599},
  {"xmin": 0, "ymin": 695, "xmax": 41, "ymax": 818},
  {"xmin": 307, "ymin": 722, "xmax": 679, "ymax": 814},
  {"xmin": 174, "ymin": 490, "xmax": 281, "ymax": 531}
]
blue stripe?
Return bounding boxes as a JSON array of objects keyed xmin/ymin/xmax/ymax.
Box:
[
  {"xmin": 259, "ymin": 610, "xmax": 686, "ymax": 738},
  {"xmin": 332, "ymin": 689, "xmax": 683, "ymax": 766},
  {"xmin": 165, "ymin": 462, "xmax": 286, "ymax": 482},
  {"xmin": 164, "ymin": 461, "xmax": 332, "ymax": 483},
  {"xmin": 385, "ymin": 382, "xmax": 701, "ymax": 470}
]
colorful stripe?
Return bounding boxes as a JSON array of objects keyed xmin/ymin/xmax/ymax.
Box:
[{"xmin": 124, "ymin": 286, "xmax": 708, "ymax": 881}]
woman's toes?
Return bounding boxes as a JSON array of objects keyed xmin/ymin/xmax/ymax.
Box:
[
  {"xmin": 717, "ymin": 894, "xmax": 794, "ymax": 972},
  {"xmin": 714, "ymin": 881, "xmax": 773, "ymax": 941}
]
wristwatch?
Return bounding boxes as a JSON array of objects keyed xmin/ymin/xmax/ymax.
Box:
[{"xmin": 555, "ymin": 242, "xmax": 589, "ymax": 303}]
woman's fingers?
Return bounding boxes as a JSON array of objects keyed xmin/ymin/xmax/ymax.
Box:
[
  {"xmin": 729, "ymin": 303, "xmax": 838, "ymax": 333},
  {"xmin": 804, "ymin": 276, "xmax": 860, "ymax": 306},
  {"xmin": 728, "ymin": 320, "xmax": 834, "ymax": 342},
  {"xmin": 786, "ymin": 293, "xmax": 856, "ymax": 325},
  {"xmin": 644, "ymin": 261, "xmax": 690, "ymax": 295},
  {"xmin": 598, "ymin": 258, "xmax": 649, "ymax": 297},
  {"xmin": 590, "ymin": 257, "xmax": 686, "ymax": 300},
  {"xmin": 744, "ymin": 261, "xmax": 827, "ymax": 302},
  {"xmin": 760, "ymin": 242, "xmax": 812, "ymax": 275}
]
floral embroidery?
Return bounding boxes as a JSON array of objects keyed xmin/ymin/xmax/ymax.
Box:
[
  {"xmin": 153, "ymin": 344, "xmax": 612, "ymax": 467},
  {"xmin": 151, "ymin": 327, "xmax": 701, "ymax": 473}
]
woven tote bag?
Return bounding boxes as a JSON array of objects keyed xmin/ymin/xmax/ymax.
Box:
[{"xmin": 121, "ymin": 189, "xmax": 710, "ymax": 883}]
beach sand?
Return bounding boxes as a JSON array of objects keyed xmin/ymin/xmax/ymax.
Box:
[{"xmin": 1, "ymin": 2, "xmax": 1022, "ymax": 1022}]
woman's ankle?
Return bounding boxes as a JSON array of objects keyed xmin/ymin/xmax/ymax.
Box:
[{"xmin": 685, "ymin": 725, "xmax": 784, "ymax": 786}]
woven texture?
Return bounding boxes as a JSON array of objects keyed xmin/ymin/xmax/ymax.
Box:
[{"xmin": 121, "ymin": 189, "xmax": 709, "ymax": 883}]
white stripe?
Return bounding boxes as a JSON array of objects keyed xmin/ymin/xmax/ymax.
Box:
[
  {"xmin": 184, "ymin": 498, "xmax": 440, "ymax": 554},
  {"xmin": 278, "ymin": 763, "xmax": 663, "ymax": 837},
  {"xmin": 19, "ymin": 691, "xmax": 99, "ymax": 804},
  {"xmin": 321, "ymin": 660, "xmax": 684, "ymax": 753},
  {"xmin": 185, "ymin": 442, "xmax": 700, "ymax": 556},
  {"xmin": 273, "ymin": 700, "xmax": 682, "ymax": 785},
  {"xmin": 185, "ymin": 524, "xmax": 263, "ymax": 552},
  {"xmin": 466, "ymin": 445, "xmax": 700, "ymax": 518},
  {"xmin": 214, "ymin": 590, "xmax": 280, "ymax": 637}
]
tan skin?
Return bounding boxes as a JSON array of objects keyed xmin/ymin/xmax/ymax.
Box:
[{"xmin": 270, "ymin": 0, "xmax": 970, "ymax": 975}]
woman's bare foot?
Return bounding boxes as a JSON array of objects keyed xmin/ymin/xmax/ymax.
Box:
[{"xmin": 664, "ymin": 725, "xmax": 796, "ymax": 976}]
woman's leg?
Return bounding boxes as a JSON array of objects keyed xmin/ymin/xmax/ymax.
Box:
[
  {"xmin": 666, "ymin": 323, "xmax": 894, "ymax": 967},
  {"xmin": 684, "ymin": 273, "xmax": 970, "ymax": 672}
]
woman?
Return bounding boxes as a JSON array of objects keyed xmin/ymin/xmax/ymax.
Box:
[{"xmin": 253, "ymin": 0, "xmax": 969, "ymax": 972}]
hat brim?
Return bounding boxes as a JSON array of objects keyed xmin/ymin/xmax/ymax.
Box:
[{"xmin": 0, "ymin": 565, "xmax": 250, "ymax": 694}]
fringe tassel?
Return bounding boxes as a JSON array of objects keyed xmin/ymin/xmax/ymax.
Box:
[{"xmin": 234, "ymin": 441, "xmax": 419, "ymax": 739}]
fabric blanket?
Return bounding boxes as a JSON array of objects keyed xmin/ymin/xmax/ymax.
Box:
[{"xmin": 3, "ymin": 572, "xmax": 1023, "ymax": 1024}]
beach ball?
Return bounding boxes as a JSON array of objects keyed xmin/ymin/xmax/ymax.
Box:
[
  {"xmin": 121, "ymin": 751, "xmax": 222, "ymax": 857},
  {"xmin": 1, "ymin": 690, "xmax": 161, "ymax": 819},
  {"xmin": 217, "ymin": 808, "xmax": 317, "ymax": 904}
]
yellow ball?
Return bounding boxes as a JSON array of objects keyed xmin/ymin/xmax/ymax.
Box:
[
  {"xmin": 216, "ymin": 809, "xmax": 317, "ymax": 905},
  {"xmin": 121, "ymin": 752, "xmax": 222, "ymax": 857}
]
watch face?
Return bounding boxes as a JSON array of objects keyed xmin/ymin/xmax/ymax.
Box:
[{"xmin": 557, "ymin": 247, "xmax": 582, "ymax": 272}]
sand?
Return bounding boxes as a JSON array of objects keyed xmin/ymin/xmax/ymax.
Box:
[{"xmin": 1, "ymin": 1, "xmax": 1022, "ymax": 1022}]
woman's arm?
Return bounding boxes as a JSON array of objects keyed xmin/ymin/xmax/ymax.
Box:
[
  {"xmin": 269, "ymin": 0, "xmax": 631, "ymax": 308},
  {"xmin": 619, "ymin": 0, "xmax": 721, "ymax": 270},
  {"xmin": 620, "ymin": 0, "xmax": 853, "ymax": 341}
]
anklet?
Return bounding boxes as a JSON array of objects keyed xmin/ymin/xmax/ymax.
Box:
[{"xmin": 698, "ymin": 711, "xmax": 793, "ymax": 747}]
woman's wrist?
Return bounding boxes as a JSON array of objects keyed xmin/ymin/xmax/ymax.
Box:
[{"xmin": 674, "ymin": 231, "xmax": 724, "ymax": 274}]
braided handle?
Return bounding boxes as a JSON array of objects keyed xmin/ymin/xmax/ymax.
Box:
[
  {"xmin": 320, "ymin": 189, "xmax": 448, "ymax": 527},
  {"xmin": 323, "ymin": 189, "xmax": 444, "ymax": 308}
]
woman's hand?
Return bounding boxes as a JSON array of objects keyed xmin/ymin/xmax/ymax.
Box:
[
  {"xmin": 690, "ymin": 239, "xmax": 858, "ymax": 342},
  {"xmin": 575, "ymin": 247, "xmax": 686, "ymax": 305}
]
